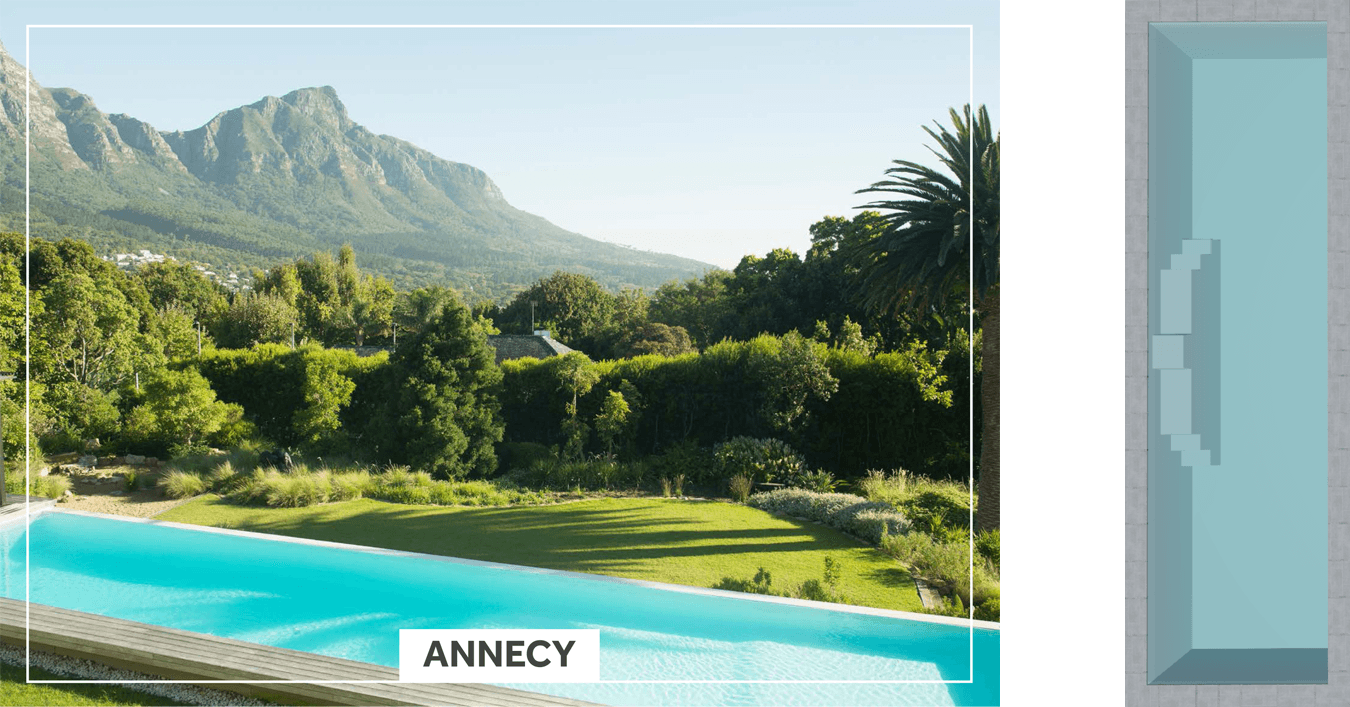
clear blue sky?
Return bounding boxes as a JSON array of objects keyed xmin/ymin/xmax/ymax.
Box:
[{"xmin": 0, "ymin": 0, "xmax": 999, "ymax": 269}]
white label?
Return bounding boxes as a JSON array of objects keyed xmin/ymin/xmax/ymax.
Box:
[{"xmin": 399, "ymin": 629, "xmax": 600, "ymax": 683}]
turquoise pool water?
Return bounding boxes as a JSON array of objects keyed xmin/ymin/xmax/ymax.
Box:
[{"xmin": 1, "ymin": 512, "xmax": 998, "ymax": 706}]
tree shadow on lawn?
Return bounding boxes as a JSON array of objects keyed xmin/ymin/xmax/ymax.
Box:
[{"xmin": 211, "ymin": 499, "xmax": 874, "ymax": 574}]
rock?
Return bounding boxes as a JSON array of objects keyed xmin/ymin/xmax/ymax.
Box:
[
  {"xmin": 125, "ymin": 454, "xmax": 145, "ymax": 465},
  {"xmin": 83, "ymin": 438, "xmax": 101, "ymax": 452},
  {"xmin": 76, "ymin": 455, "xmax": 97, "ymax": 469}
]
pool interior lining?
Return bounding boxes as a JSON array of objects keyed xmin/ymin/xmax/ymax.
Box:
[{"xmin": 1152, "ymin": 649, "xmax": 1329, "ymax": 685}]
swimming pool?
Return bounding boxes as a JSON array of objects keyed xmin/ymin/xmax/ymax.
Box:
[{"xmin": 1, "ymin": 510, "xmax": 998, "ymax": 706}]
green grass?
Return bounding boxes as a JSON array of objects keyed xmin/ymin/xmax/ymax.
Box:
[
  {"xmin": 157, "ymin": 496, "xmax": 923, "ymax": 612},
  {"xmin": 0, "ymin": 662, "xmax": 188, "ymax": 706}
]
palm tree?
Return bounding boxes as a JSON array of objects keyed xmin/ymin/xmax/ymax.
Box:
[{"xmin": 853, "ymin": 104, "xmax": 1000, "ymax": 530}]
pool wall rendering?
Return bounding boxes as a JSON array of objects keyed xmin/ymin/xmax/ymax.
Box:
[
  {"xmin": 1125, "ymin": 1, "xmax": 1349, "ymax": 705},
  {"xmin": 0, "ymin": 507, "xmax": 998, "ymax": 707}
]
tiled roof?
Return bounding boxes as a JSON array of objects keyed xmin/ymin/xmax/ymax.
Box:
[{"xmin": 486, "ymin": 335, "xmax": 575, "ymax": 364}]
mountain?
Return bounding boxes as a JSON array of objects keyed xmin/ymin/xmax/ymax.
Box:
[{"xmin": 0, "ymin": 42, "xmax": 711, "ymax": 298}]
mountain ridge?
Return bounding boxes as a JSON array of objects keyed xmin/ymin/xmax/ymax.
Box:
[{"xmin": 0, "ymin": 41, "xmax": 710, "ymax": 298}]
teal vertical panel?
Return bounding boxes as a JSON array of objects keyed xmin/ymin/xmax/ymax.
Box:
[{"xmin": 1148, "ymin": 24, "xmax": 1195, "ymax": 681}]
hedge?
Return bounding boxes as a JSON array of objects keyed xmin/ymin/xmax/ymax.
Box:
[
  {"xmin": 499, "ymin": 336, "xmax": 966, "ymax": 478},
  {"xmin": 747, "ymin": 488, "xmax": 911, "ymax": 544}
]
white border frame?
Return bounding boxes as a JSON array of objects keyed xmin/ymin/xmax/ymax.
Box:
[{"xmin": 18, "ymin": 21, "xmax": 985, "ymax": 690}]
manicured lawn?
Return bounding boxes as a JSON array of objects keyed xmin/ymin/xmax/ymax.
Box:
[
  {"xmin": 0, "ymin": 662, "xmax": 187, "ymax": 706},
  {"xmin": 157, "ymin": 496, "xmax": 923, "ymax": 612}
]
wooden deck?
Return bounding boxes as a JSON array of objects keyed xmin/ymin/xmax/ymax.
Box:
[
  {"xmin": 0, "ymin": 496, "xmax": 57, "ymax": 523},
  {"xmin": 0, "ymin": 597, "xmax": 601, "ymax": 706}
]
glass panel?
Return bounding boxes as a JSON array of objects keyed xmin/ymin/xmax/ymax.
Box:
[{"xmin": 1148, "ymin": 21, "xmax": 1329, "ymax": 686}]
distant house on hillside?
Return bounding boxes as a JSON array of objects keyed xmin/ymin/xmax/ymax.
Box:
[{"xmin": 486, "ymin": 331, "xmax": 575, "ymax": 364}]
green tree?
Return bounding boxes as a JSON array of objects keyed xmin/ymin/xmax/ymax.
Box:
[
  {"xmin": 293, "ymin": 349, "xmax": 357, "ymax": 447},
  {"xmin": 131, "ymin": 368, "xmax": 232, "ymax": 450},
  {"xmin": 350, "ymin": 275, "xmax": 397, "ymax": 345},
  {"xmin": 0, "ymin": 258, "xmax": 26, "ymax": 374},
  {"xmin": 383, "ymin": 298, "xmax": 505, "ymax": 478},
  {"xmin": 214, "ymin": 292, "xmax": 299, "ymax": 348},
  {"xmin": 136, "ymin": 260, "xmax": 227, "ymax": 324},
  {"xmin": 615, "ymin": 322, "xmax": 697, "ymax": 358},
  {"xmin": 33, "ymin": 271, "xmax": 140, "ymax": 389},
  {"xmin": 752, "ymin": 331, "xmax": 838, "ymax": 435},
  {"xmin": 147, "ymin": 304, "xmax": 206, "ymax": 360},
  {"xmin": 594, "ymin": 390, "xmax": 632, "ymax": 456},
  {"xmin": 498, "ymin": 272, "xmax": 616, "ymax": 345},
  {"xmin": 46, "ymin": 382, "xmax": 121, "ymax": 443},
  {"xmin": 394, "ymin": 286, "xmax": 462, "ymax": 340},
  {"xmin": 854, "ymin": 104, "xmax": 1000, "ymax": 530},
  {"xmin": 552, "ymin": 352, "xmax": 601, "ymax": 460},
  {"xmin": 649, "ymin": 270, "xmax": 733, "ymax": 349}
]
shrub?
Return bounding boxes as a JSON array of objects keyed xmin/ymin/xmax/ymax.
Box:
[
  {"xmin": 497, "ymin": 442, "xmax": 553, "ymax": 472},
  {"xmin": 792, "ymin": 469, "xmax": 839, "ymax": 493},
  {"xmin": 659, "ymin": 477, "xmax": 672, "ymax": 498},
  {"xmin": 509, "ymin": 456, "xmax": 648, "ymax": 493},
  {"xmin": 714, "ymin": 437, "xmax": 807, "ymax": 486},
  {"xmin": 672, "ymin": 473, "xmax": 685, "ymax": 497},
  {"xmin": 714, "ymin": 567, "xmax": 779, "ymax": 596},
  {"xmin": 209, "ymin": 404, "xmax": 256, "ymax": 449},
  {"xmin": 123, "ymin": 471, "xmax": 140, "ymax": 492},
  {"xmin": 795, "ymin": 579, "xmax": 844, "ymax": 604},
  {"xmin": 42, "ymin": 475, "xmax": 72, "ymax": 498},
  {"xmin": 728, "ymin": 473, "xmax": 753, "ymax": 503},
  {"xmin": 975, "ymin": 529, "xmax": 1000, "ymax": 565},
  {"xmin": 974, "ymin": 598, "xmax": 1000, "ymax": 622},
  {"xmin": 857, "ymin": 468, "xmax": 974, "ymax": 534},
  {"xmin": 205, "ymin": 461, "xmax": 241, "ymax": 493},
  {"xmin": 168, "ymin": 441, "xmax": 212, "ymax": 459},
  {"xmin": 648, "ymin": 441, "xmax": 717, "ymax": 485},
  {"xmin": 265, "ymin": 472, "xmax": 331, "ymax": 507},
  {"xmin": 6, "ymin": 473, "xmax": 71, "ymax": 499},
  {"xmin": 797, "ymin": 556, "xmax": 847, "ymax": 604},
  {"xmin": 160, "ymin": 470, "xmax": 206, "ymax": 499},
  {"xmin": 747, "ymin": 488, "xmax": 909, "ymax": 544},
  {"xmin": 881, "ymin": 530, "xmax": 999, "ymax": 609},
  {"xmin": 330, "ymin": 471, "xmax": 370, "ymax": 501}
]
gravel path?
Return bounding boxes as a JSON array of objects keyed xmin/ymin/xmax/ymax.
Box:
[
  {"xmin": 0, "ymin": 642, "xmax": 271, "ymax": 706},
  {"xmin": 54, "ymin": 467, "xmax": 194, "ymax": 518}
]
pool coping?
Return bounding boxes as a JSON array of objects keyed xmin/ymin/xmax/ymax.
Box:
[{"xmin": 19, "ymin": 505, "xmax": 1000, "ymax": 631}]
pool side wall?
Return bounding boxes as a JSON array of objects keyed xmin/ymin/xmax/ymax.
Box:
[{"xmin": 1125, "ymin": 1, "xmax": 1349, "ymax": 706}]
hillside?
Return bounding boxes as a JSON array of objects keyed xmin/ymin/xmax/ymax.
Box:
[{"xmin": 0, "ymin": 42, "xmax": 711, "ymax": 298}]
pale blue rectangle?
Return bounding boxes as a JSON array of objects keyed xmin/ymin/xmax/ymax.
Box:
[
  {"xmin": 1160, "ymin": 368, "xmax": 1193, "ymax": 435},
  {"xmin": 1160, "ymin": 269, "xmax": 1192, "ymax": 334},
  {"xmin": 1171, "ymin": 434, "xmax": 1202, "ymax": 451},
  {"xmin": 1171, "ymin": 253, "xmax": 1202, "ymax": 270},
  {"xmin": 1182, "ymin": 239, "xmax": 1212, "ymax": 255},
  {"xmin": 1153, "ymin": 335, "xmax": 1186, "ymax": 369}
]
